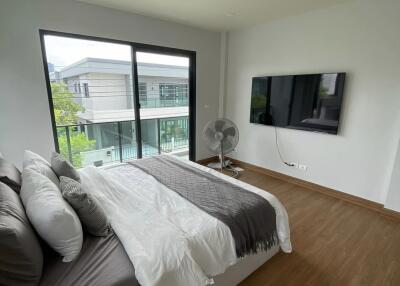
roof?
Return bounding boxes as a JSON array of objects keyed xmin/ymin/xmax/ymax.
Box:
[{"xmin": 59, "ymin": 58, "xmax": 188, "ymax": 79}]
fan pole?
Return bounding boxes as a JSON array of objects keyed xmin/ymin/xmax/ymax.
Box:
[{"xmin": 220, "ymin": 142, "xmax": 224, "ymax": 172}]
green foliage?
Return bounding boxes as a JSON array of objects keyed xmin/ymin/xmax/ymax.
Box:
[
  {"xmin": 161, "ymin": 120, "xmax": 185, "ymax": 142},
  {"xmin": 166, "ymin": 123, "xmax": 184, "ymax": 138},
  {"xmin": 319, "ymin": 86, "xmax": 329, "ymax": 97},
  {"xmin": 58, "ymin": 132, "xmax": 96, "ymax": 168},
  {"xmin": 51, "ymin": 83, "xmax": 84, "ymax": 125},
  {"xmin": 52, "ymin": 82, "xmax": 95, "ymax": 167}
]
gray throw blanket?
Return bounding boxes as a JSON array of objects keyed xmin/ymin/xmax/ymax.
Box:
[{"xmin": 128, "ymin": 155, "xmax": 278, "ymax": 258}]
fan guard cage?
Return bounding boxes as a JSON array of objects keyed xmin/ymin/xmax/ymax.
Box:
[{"xmin": 202, "ymin": 118, "xmax": 239, "ymax": 155}]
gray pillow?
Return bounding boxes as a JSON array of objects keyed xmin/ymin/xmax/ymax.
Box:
[
  {"xmin": 0, "ymin": 158, "xmax": 22, "ymax": 193},
  {"xmin": 51, "ymin": 152, "xmax": 80, "ymax": 182},
  {"xmin": 60, "ymin": 176, "xmax": 112, "ymax": 237},
  {"xmin": 0, "ymin": 182, "xmax": 43, "ymax": 285}
]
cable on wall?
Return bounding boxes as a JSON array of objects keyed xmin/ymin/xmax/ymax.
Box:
[{"xmin": 271, "ymin": 112, "xmax": 294, "ymax": 167}]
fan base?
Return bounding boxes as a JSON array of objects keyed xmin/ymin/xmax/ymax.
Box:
[{"xmin": 207, "ymin": 160, "xmax": 240, "ymax": 178}]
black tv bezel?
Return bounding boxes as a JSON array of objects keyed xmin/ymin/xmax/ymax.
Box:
[{"xmin": 249, "ymin": 72, "xmax": 346, "ymax": 135}]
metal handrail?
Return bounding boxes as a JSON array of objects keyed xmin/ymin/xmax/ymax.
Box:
[
  {"xmin": 56, "ymin": 115, "xmax": 188, "ymax": 128},
  {"xmin": 57, "ymin": 116, "xmax": 189, "ymax": 166}
]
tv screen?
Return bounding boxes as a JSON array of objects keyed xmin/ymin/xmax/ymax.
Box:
[{"xmin": 250, "ymin": 73, "xmax": 346, "ymax": 134}]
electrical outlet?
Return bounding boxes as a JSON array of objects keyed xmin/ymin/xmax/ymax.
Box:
[
  {"xmin": 298, "ymin": 164, "xmax": 308, "ymax": 171},
  {"xmin": 290, "ymin": 162, "xmax": 308, "ymax": 171}
]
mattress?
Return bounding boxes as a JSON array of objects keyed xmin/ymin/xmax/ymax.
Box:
[
  {"xmin": 39, "ymin": 233, "xmax": 139, "ymax": 286},
  {"xmin": 39, "ymin": 232, "xmax": 279, "ymax": 286}
]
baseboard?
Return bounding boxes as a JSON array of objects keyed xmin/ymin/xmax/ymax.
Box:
[{"xmin": 197, "ymin": 156, "xmax": 400, "ymax": 221}]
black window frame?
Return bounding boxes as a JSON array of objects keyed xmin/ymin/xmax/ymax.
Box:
[{"xmin": 39, "ymin": 29, "xmax": 196, "ymax": 161}]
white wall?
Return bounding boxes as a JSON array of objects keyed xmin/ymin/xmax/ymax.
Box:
[
  {"xmin": 385, "ymin": 137, "xmax": 400, "ymax": 212},
  {"xmin": 224, "ymin": 0, "xmax": 400, "ymax": 203},
  {"xmin": 0, "ymin": 0, "xmax": 221, "ymax": 167}
]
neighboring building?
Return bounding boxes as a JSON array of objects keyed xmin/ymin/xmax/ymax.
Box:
[
  {"xmin": 58, "ymin": 57, "xmax": 189, "ymax": 123},
  {"xmin": 55, "ymin": 58, "xmax": 190, "ymax": 166}
]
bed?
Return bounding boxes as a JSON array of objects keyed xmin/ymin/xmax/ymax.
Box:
[
  {"xmin": 78, "ymin": 155, "xmax": 291, "ymax": 286},
  {"xmin": 39, "ymin": 233, "xmax": 280, "ymax": 286},
  {"xmin": 0, "ymin": 153, "xmax": 291, "ymax": 286}
]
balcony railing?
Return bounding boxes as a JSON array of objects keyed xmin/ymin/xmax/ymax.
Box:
[
  {"xmin": 56, "ymin": 116, "xmax": 189, "ymax": 168},
  {"xmin": 140, "ymin": 97, "xmax": 189, "ymax": 108}
]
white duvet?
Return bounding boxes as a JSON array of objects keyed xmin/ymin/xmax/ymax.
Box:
[{"xmin": 79, "ymin": 157, "xmax": 292, "ymax": 286}]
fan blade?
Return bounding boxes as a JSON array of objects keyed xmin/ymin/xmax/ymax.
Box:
[
  {"xmin": 209, "ymin": 140, "xmax": 221, "ymax": 152},
  {"xmin": 215, "ymin": 120, "xmax": 226, "ymax": 132},
  {"xmin": 204, "ymin": 127, "xmax": 215, "ymax": 141},
  {"xmin": 222, "ymin": 126, "xmax": 236, "ymax": 138},
  {"xmin": 222, "ymin": 139, "xmax": 233, "ymax": 152}
]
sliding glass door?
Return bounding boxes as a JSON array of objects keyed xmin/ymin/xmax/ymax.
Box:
[
  {"xmin": 134, "ymin": 50, "xmax": 191, "ymax": 159},
  {"xmin": 40, "ymin": 30, "xmax": 195, "ymax": 167}
]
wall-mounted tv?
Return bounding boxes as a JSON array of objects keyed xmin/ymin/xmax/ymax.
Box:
[{"xmin": 250, "ymin": 73, "xmax": 346, "ymax": 134}]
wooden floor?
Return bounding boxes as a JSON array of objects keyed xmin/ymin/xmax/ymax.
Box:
[{"xmin": 232, "ymin": 168, "xmax": 400, "ymax": 286}]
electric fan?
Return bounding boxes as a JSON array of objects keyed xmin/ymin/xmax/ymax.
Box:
[{"xmin": 202, "ymin": 118, "xmax": 239, "ymax": 177}]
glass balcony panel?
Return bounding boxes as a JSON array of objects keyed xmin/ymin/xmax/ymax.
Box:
[
  {"xmin": 57, "ymin": 121, "xmax": 138, "ymax": 168},
  {"xmin": 159, "ymin": 116, "xmax": 189, "ymax": 158},
  {"xmin": 141, "ymin": 119, "xmax": 160, "ymax": 158},
  {"xmin": 120, "ymin": 121, "xmax": 138, "ymax": 161}
]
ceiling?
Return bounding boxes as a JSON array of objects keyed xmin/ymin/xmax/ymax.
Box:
[{"xmin": 78, "ymin": 0, "xmax": 352, "ymax": 31}]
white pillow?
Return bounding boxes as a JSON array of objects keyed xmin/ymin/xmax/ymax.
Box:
[
  {"xmin": 21, "ymin": 168, "xmax": 83, "ymax": 262},
  {"xmin": 23, "ymin": 150, "xmax": 59, "ymax": 186}
]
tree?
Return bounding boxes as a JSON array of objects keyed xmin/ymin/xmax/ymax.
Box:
[
  {"xmin": 58, "ymin": 132, "xmax": 96, "ymax": 168},
  {"xmin": 51, "ymin": 82, "xmax": 96, "ymax": 167},
  {"xmin": 51, "ymin": 83, "xmax": 84, "ymax": 125}
]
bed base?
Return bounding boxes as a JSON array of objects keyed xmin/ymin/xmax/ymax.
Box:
[{"xmin": 214, "ymin": 244, "xmax": 280, "ymax": 286}]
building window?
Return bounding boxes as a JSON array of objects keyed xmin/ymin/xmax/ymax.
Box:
[
  {"xmin": 159, "ymin": 83, "xmax": 188, "ymax": 99},
  {"xmin": 139, "ymin": 82, "xmax": 147, "ymax": 99},
  {"xmin": 83, "ymin": 83, "xmax": 89, "ymax": 97}
]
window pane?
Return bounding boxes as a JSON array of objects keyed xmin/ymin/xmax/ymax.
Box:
[
  {"xmin": 44, "ymin": 35, "xmax": 137, "ymax": 167},
  {"xmin": 136, "ymin": 52, "xmax": 190, "ymax": 159}
]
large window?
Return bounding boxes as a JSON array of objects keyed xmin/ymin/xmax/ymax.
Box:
[{"xmin": 40, "ymin": 30, "xmax": 196, "ymax": 167}]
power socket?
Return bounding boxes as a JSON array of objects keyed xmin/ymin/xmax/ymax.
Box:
[
  {"xmin": 298, "ymin": 164, "xmax": 308, "ymax": 171},
  {"xmin": 290, "ymin": 162, "xmax": 308, "ymax": 171}
]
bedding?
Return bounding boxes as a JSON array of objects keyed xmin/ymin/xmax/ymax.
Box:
[
  {"xmin": 129, "ymin": 155, "xmax": 278, "ymax": 258},
  {"xmin": 51, "ymin": 152, "xmax": 81, "ymax": 182},
  {"xmin": 40, "ymin": 233, "xmax": 138, "ymax": 286},
  {"xmin": 79, "ymin": 155, "xmax": 291, "ymax": 286},
  {"xmin": 60, "ymin": 176, "xmax": 112, "ymax": 237},
  {"xmin": 20, "ymin": 169, "xmax": 83, "ymax": 262},
  {"xmin": 23, "ymin": 150, "xmax": 59, "ymax": 186},
  {"xmin": 0, "ymin": 158, "xmax": 22, "ymax": 193},
  {"xmin": 0, "ymin": 182, "xmax": 43, "ymax": 286}
]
